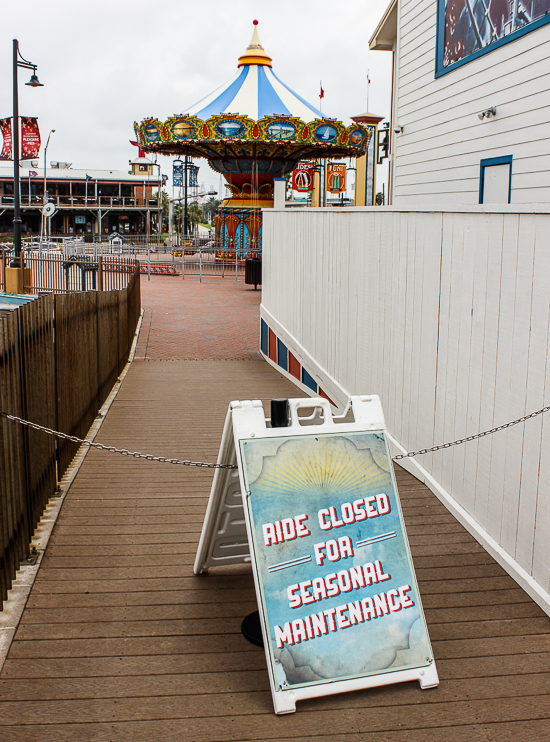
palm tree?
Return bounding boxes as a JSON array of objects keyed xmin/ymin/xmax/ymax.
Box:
[
  {"xmin": 203, "ymin": 197, "xmax": 221, "ymax": 225},
  {"xmin": 188, "ymin": 202, "xmax": 203, "ymax": 233}
]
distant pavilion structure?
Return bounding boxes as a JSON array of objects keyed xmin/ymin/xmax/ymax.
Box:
[{"xmin": 134, "ymin": 21, "xmax": 372, "ymax": 255}]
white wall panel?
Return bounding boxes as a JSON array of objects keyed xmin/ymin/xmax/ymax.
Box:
[
  {"xmin": 262, "ymin": 205, "xmax": 550, "ymax": 613},
  {"xmin": 391, "ymin": 0, "xmax": 550, "ymax": 204}
]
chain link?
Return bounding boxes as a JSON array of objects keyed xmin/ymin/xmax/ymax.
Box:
[
  {"xmin": 392, "ymin": 405, "xmax": 550, "ymax": 460},
  {"xmin": 3, "ymin": 403, "xmax": 550, "ymax": 467},
  {"xmin": 0, "ymin": 411, "xmax": 237, "ymax": 469}
]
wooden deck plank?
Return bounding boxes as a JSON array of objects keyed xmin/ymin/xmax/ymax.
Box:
[
  {"xmin": 3, "ymin": 650, "xmax": 548, "ymax": 681},
  {"xmin": 12, "ymin": 615, "xmax": 550, "ymax": 643},
  {"xmin": 1, "ymin": 695, "xmax": 549, "ymax": 741},
  {"xmin": 1, "ymin": 721, "xmax": 549, "ymax": 742},
  {"xmin": 25, "ymin": 586, "xmax": 533, "ymax": 611},
  {"xmin": 0, "ymin": 673, "xmax": 549, "ymax": 711},
  {"xmin": 5, "ymin": 632, "xmax": 550, "ymax": 663},
  {"xmin": 36, "ymin": 552, "xmax": 499, "ymax": 571},
  {"xmin": 17, "ymin": 601, "xmax": 546, "ymax": 627}
]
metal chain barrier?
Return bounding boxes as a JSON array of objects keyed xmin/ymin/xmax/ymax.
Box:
[
  {"xmin": 3, "ymin": 404, "xmax": 550, "ymax": 467},
  {"xmin": 392, "ymin": 404, "xmax": 550, "ymax": 460},
  {"xmin": 0, "ymin": 411, "xmax": 237, "ymax": 470}
]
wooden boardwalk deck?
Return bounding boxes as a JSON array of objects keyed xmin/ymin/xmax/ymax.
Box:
[{"xmin": 1, "ymin": 278, "xmax": 549, "ymax": 740}]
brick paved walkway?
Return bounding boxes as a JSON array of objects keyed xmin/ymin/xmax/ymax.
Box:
[{"xmin": 136, "ymin": 275, "xmax": 262, "ymax": 360}]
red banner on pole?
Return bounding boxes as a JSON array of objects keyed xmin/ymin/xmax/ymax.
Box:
[
  {"xmin": 292, "ymin": 161, "xmax": 314, "ymax": 192},
  {"xmin": 327, "ymin": 162, "xmax": 346, "ymax": 193},
  {"xmin": 0, "ymin": 118, "xmax": 13, "ymax": 161},
  {"xmin": 21, "ymin": 117, "xmax": 41, "ymax": 160}
]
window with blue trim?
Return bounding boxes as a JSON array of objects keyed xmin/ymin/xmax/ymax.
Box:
[
  {"xmin": 479, "ymin": 155, "xmax": 512, "ymax": 204},
  {"xmin": 436, "ymin": 0, "xmax": 550, "ymax": 77}
]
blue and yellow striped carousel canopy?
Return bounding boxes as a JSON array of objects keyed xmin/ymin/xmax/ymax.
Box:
[
  {"xmin": 185, "ymin": 25, "xmax": 324, "ymax": 122},
  {"xmin": 134, "ymin": 22, "xmax": 371, "ymax": 162}
]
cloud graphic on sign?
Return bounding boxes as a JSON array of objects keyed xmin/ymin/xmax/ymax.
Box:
[{"xmin": 272, "ymin": 610, "xmax": 422, "ymax": 685}]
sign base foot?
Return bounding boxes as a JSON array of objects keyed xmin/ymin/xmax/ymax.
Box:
[{"xmin": 241, "ymin": 610, "xmax": 264, "ymax": 647}]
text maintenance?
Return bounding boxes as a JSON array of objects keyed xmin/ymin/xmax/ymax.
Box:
[{"xmin": 260, "ymin": 494, "xmax": 416, "ymax": 649}]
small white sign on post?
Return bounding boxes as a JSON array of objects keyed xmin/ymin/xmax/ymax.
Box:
[{"xmin": 194, "ymin": 395, "xmax": 438, "ymax": 714}]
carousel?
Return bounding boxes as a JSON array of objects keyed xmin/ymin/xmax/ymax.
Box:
[{"xmin": 134, "ymin": 21, "xmax": 372, "ymax": 256}]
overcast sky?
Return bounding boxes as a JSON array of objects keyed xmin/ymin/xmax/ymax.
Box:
[{"xmin": 1, "ymin": 0, "xmax": 392, "ymax": 192}]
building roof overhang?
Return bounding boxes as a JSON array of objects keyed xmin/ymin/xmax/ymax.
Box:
[
  {"xmin": 0, "ymin": 167, "xmax": 158, "ymax": 184},
  {"xmin": 369, "ymin": 0, "xmax": 397, "ymax": 51}
]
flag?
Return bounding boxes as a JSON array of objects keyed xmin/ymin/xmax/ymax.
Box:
[
  {"xmin": 85, "ymin": 174, "xmax": 92, "ymax": 181},
  {"xmin": 189, "ymin": 165, "xmax": 199, "ymax": 188},
  {"xmin": 130, "ymin": 139, "xmax": 145, "ymax": 158},
  {"xmin": 162, "ymin": 174, "xmax": 168, "ymax": 186},
  {"xmin": 319, "ymin": 82, "xmax": 325, "ymax": 99},
  {"xmin": 292, "ymin": 161, "xmax": 314, "ymax": 192},
  {"xmin": 29, "ymin": 170, "xmax": 37, "ymax": 178},
  {"xmin": 327, "ymin": 162, "xmax": 347, "ymax": 194},
  {"xmin": 20, "ymin": 117, "xmax": 41, "ymax": 160},
  {"xmin": 173, "ymin": 162, "xmax": 183, "ymax": 187},
  {"xmin": 0, "ymin": 118, "xmax": 12, "ymax": 161}
]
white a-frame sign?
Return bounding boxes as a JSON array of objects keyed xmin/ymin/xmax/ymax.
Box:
[{"xmin": 194, "ymin": 395, "xmax": 439, "ymax": 714}]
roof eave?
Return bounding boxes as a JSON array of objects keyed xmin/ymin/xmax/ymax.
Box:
[{"xmin": 369, "ymin": 0, "xmax": 398, "ymax": 51}]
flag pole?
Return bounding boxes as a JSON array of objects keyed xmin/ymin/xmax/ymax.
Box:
[{"xmin": 367, "ymin": 69, "xmax": 370, "ymax": 112}]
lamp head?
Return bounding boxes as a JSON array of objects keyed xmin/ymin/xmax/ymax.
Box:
[{"xmin": 25, "ymin": 73, "xmax": 43, "ymax": 87}]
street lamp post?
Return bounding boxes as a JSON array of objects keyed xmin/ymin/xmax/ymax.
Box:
[
  {"xmin": 183, "ymin": 155, "xmax": 189, "ymax": 240},
  {"xmin": 41, "ymin": 129, "xmax": 55, "ymax": 242},
  {"xmin": 11, "ymin": 39, "xmax": 43, "ymax": 279},
  {"xmin": 156, "ymin": 161, "xmax": 162, "ymax": 245}
]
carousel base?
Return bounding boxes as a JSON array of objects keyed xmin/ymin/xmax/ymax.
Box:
[{"xmin": 215, "ymin": 204, "xmax": 265, "ymax": 258}]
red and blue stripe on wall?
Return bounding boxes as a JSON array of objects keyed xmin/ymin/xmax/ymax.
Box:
[{"xmin": 260, "ymin": 319, "xmax": 336, "ymax": 406}]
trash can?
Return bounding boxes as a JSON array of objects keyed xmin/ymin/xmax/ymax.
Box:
[{"xmin": 245, "ymin": 257, "xmax": 262, "ymax": 290}]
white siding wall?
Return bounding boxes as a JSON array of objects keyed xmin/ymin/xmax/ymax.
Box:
[
  {"xmin": 262, "ymin": 205, "xmax": 550, "ymax": 612},
  {"xmin": 392, "ymin": 0, "xmax": 550, "ymax": 204}
]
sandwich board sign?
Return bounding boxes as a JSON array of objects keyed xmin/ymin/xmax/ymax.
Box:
[{"xmin": 194, "ymin": 395, "xmax": 438, "ymax": 714}]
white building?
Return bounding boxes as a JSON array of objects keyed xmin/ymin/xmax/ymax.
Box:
[{"xmin": 370, "ymin": 0, "xmax": 550, "ymax": 204}]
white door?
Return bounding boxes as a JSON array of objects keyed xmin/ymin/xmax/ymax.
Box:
[{"xmin": 482, "ymin": 163, "xmax": 511, "ymax": 204}]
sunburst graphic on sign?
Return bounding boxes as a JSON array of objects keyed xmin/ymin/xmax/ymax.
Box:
[{"xmin": 249, "ymin": 435, "xmax": 390, "ymax": 500}]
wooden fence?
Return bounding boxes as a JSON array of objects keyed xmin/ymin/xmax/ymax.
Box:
[{"xmin": 0, "ymin": 265, "xmax": 140, "ymax": 609}]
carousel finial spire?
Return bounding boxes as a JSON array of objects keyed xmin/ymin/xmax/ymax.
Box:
[{"xmin": 238, "ymin": 20, "xmax": 272, "ymax": 68}]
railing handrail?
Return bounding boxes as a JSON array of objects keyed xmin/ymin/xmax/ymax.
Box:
[
  {"xmin": 0, "ymin": 251, "xmax": 139, "ymax": 294},
  {"xmin": 0, "ymin": 195, "xmax": 156, "ymax": 208}
]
